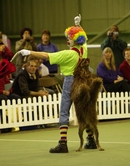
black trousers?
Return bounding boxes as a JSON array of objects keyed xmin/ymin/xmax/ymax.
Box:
[
  {"xmin": 105, "ymin": 80, "xmax": 130, "ymax": 93},
  {"xmin": 0, "ymin": 93, "xmax": 20, "ymax": 105}
]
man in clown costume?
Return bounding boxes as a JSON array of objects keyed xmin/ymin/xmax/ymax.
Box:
[{"xmin": 19, "ymin": 15, "xmax": 97, "ymax": 153}]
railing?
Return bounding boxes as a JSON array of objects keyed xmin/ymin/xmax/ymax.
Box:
[
  {"xmin": 0, "ymin": 92, "xmax": 130, "ymax": 129},
  {"xmin": 97, "ymin": 92, "xmax": 130, "ymax": 120}
]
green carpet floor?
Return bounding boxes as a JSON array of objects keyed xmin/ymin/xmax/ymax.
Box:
[{"xmin": 0, "ymin": 119, "xmax": 130, "ymax": 166}]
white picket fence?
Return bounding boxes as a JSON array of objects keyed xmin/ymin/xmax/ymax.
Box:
[
  {"xmin": 97, "ymin": 92, "xmax": 130, "ymax": 119},
  {"xmin": 0, "ymin": 92, "xmax": 130, "ymax": 129},
  {"xmin": 0, "ymin": 93, "xmax": 76, "ymax": 129}
]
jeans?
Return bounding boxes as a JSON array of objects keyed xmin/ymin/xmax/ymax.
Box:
[{"xmin": 59, "ymin": 76, "xmax": 74, "ymax": 125}]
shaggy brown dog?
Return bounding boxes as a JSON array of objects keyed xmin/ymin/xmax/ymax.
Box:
[{"xmin": 71, "ymin": 58, "xmax": 104, "ymax": 151}]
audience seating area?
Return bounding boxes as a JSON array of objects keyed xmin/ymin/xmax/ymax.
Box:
[{"xmin": 39, "ymin": 75, "xmax": 62, "ymax": 93}]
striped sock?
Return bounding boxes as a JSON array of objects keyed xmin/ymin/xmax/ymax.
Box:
[{"xmin": 60, "ymin": 125, "xmax": 68, "ymax": 141}]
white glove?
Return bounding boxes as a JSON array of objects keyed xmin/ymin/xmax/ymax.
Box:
[
  {"xmin": 18, "ymin": 49, "xmax": 30, "ymax": 56},
  {"xmin": 74, "ymin": 14, "xmax": 81, "ymax": 26}
]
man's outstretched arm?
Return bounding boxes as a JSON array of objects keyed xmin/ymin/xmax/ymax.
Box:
[{"xmin": 19, "ymin": 49, "xmax": 49, "ymax": 60}]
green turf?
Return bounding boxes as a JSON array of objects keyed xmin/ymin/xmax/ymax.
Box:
[{"xmin": 0, "ymin": 119, "xmax": 130, "ymax": 166}]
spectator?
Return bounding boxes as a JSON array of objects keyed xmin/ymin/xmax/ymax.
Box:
[
  {"xmin": 0, "ymin": 60, "xmax": 20, "ymax": 104},
  {"xmin": 12, "ymin": 58, "xmax": 48, "ymax": 99},
  {"xmin": 119, "ymin": 47, "xmax": 130, "ymax": 85},
  {"xmin": 17, "ymin": 55, "xmax": 49, "ymax": 77},
  {"xmin": 0, "ymin": 31, "xmax": 12, "ymax": 51},
  {"xmin": 37, "ymin": 30, "xmax": 58, "ymax": 73},
  {"xmin": 101, "ymin": 25, "xmax": 127, "ymax": 67},
  {"xmin": 21, "ymin": 55, "xmax": 54, "ymax": 94},
  {"xmin": 0, "ymin": 53, "xmax": 20, "ymax": 130},
  {"xmin": 14, "ymin": 27, "xmax": 38, "ymax": 76},
  {"xmin": 0, "ymin": 31, "xmax": 14, "ymax": 61},
  {"xmin": 38, "ymin": 58, "xmax": 49, "ymax": 77},
  {"xmin": 15, "ymin": 27, "xmax": 38, "ymax": 52},
  {"xmin": 97, "ymin": 47, "xmax": 130, "ymax": 92}
]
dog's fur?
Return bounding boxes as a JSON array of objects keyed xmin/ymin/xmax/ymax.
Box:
[{"xmin": 71, "ymin": 58, "xmax": 104, "ymax": 151}]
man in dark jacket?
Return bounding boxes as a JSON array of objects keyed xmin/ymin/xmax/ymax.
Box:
[
  {"xmin": 12, "ymin": 59, "xmax": 48, "ymax": 98},
  {"xmin": 101, "ymin": 25, "xmax": 127, "ymax": 67}
]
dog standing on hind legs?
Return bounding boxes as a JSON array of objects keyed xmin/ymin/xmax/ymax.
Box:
[{"xmin": 71, "ymin": 58, "xmax": 104, "ymax": 152}]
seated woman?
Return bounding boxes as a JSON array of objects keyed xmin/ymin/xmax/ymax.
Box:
[
  {"xmin": 119, "ymin": 47, "xmax": 130, "ymax": 85},
  {"xmin": 0, "ymin": 55, "xmax": 20, "ymax": 131},
  {"xmin": 0, "ymin": 53, "xmax": 20, "ymax": 103},
  {"xmin": 97, "ymin": 47, "xmax": 130, "ymax": 92}
]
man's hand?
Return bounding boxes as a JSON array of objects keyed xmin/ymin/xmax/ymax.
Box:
[
  {"xmin": 18, "ymin": 49, "xmax": 30, "ymax": 56},
  {"xmin": 3, "ymin": 90, "xmax": 10, "ymax": 96},
  {"xmin": 74, "ymin": 14, "xmax": 81, "ymax": 26},
  {"xmin": 39, "ymin": 90, "xmax": 49, "ymax": 97},
  {"xmin": 30, "ymin": 90, "xmax": 49, "ymax": 97},
  {"xmin": 117, "ymin": 75, "xmax": 123, "ymax": 81},
  {"xmin": 114, "ymin": 76, "xmax": 124, "ymax": 83},
  {"xmin": 107, "ymin": 30, "xmax": 118, "ymax": 40}
]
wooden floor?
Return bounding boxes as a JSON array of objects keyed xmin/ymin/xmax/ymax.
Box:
[{"xmin": 0, "ymin": 119, "xmax": 130, "ymax": 166}]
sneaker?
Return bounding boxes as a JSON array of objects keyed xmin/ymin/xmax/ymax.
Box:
[
  {"xmin": 84, "ymin": 136, "xmax": 97, "ymax": 149},
  {"xmin": 11, "ymin": 127, "xmax": 20, "ymax": 132},
  {"xmin": 49, "ymin": 140, "xmax": 69, "ymax": 153}
]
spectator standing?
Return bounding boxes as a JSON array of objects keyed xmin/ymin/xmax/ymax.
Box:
[
  {"xmin": 97, "ymin": 47, "xmax": 130, "ymax": 92},
  {"xmin": 15, "ymin": 27, "xmax": 38, "ymax": 52},
  {"xmin": 14, "ymin": 28, "xmax": 38, "ymax": 76},
  {"xmin": 101, "ymin": 25, "xmax": 127, "ymax": 67},
  {"xmin": 37, "ymin": 30, "xmax": 58, "ymax": 73}
]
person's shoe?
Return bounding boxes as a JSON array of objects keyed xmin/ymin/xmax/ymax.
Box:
[
  {"xmin": 11, "ymin": 127, "xmax": 20, "ymax": 132},
  {"xmin": 49, "ymin": 140, "xmax": 68, "ymax": 153},
  {"xmin": 84, "ymin": 136, "xmax": 97, "ymax": 149}
]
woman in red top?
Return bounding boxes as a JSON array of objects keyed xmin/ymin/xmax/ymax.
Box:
[{"xmin": 0, "ymin": 57, "xmax": 20, "ymax": 103}]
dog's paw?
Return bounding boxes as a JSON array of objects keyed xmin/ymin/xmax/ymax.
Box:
[
  {"xmin": 76, "ymin": 148, "xmax": 82, "ymax": 152},
  {"xmin": 92, "ymin": 78, "xmax": 103, "ymax": 87},
  {"xmin": 92, "ymin": 79, "xmax": 100, "ymax": 85},
  {"xmin": 76, "ymin": 146, "xmax": 82, "ymax": 152},
  {"xmin": 95, "ymin": 77, "xmax": 103, "ymax": 84},
  {"xmin": 98, "ymin": 147, "xmax": 105, "ymax": 151}
]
